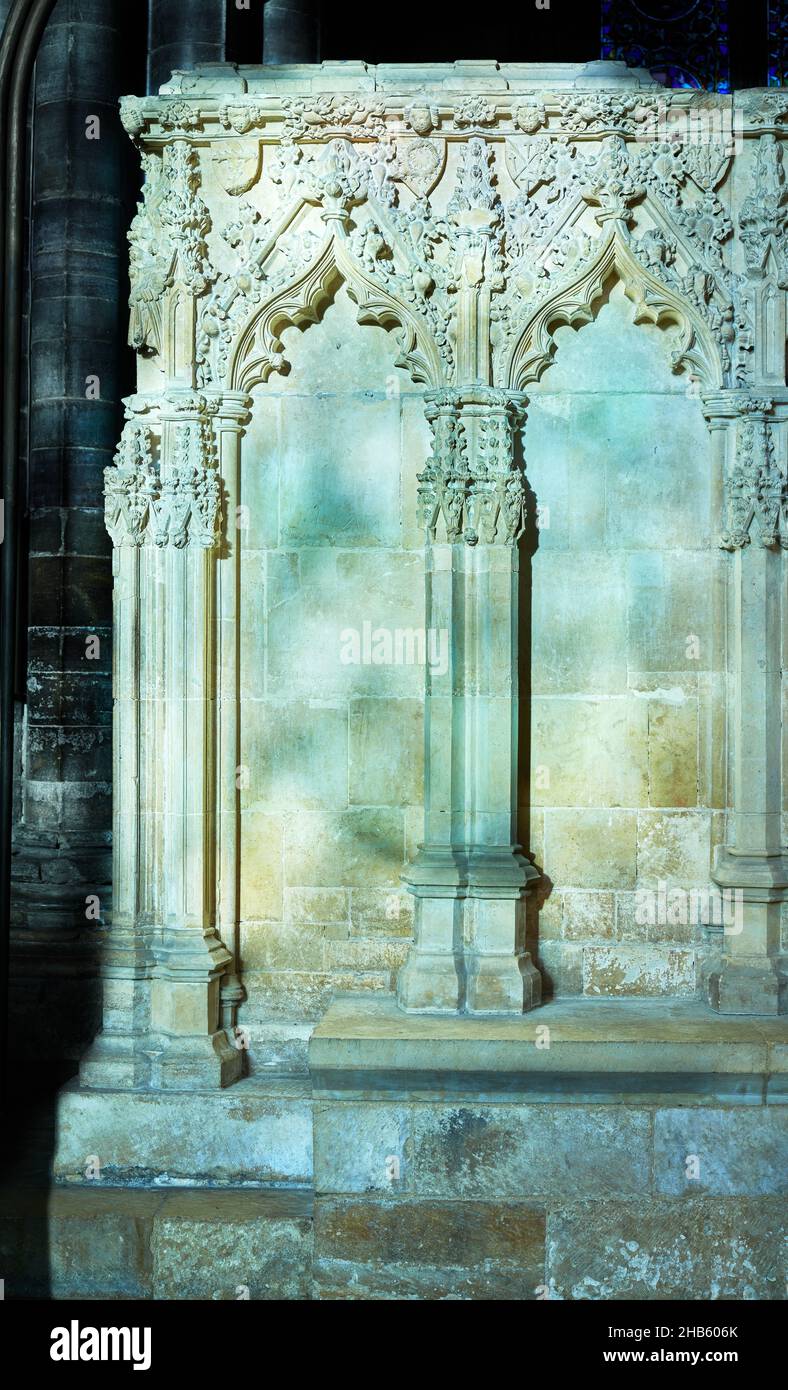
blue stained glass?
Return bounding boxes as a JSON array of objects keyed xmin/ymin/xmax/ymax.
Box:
[
  {"xmin": 767, "ymin": 0, "xmax": 788, "ymax": 85},
  {"xmin": 601, "ymin": 0, "xmax": 731, "ymax": 93}
]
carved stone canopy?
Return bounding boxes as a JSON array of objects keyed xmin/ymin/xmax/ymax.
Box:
[{"xmin": 121, "ymin": 60, "xmax": 782, "ymax": 406}]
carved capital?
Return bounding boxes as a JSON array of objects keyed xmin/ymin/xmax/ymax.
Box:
[
  {"xmin": 105, "ymin": 414, "xmax": 223, "ymax": 550},
  {"xmin": 720, "ymin": 401, "xmax": 787, "ymax": 551},
  {"xmin": 418, "ymin": 387, "xmax": 528, "ymax": 546},
  {"xmin": 104, "ymin": 421, "xmax": 159, "ymax": 548}
]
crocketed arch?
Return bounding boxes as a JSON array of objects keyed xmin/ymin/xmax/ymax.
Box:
[
  {"xmin": 227, "ymin": 232, "xmax": 445, "ymax": 394},
  {"xmin": 505, "ymin": 223, "xmax": 725, "ymax": 393}
]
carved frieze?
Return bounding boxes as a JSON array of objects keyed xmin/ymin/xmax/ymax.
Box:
[{"xmin": 122, "ymin": 71, "xmax": 788, "ymax": 554}]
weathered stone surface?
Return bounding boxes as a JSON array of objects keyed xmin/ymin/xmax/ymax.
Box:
[
  {"xmin": 0, "ymin": 1187, "xmax": 159, "ymax": 1300},
  {"xmin": 48, "ymin": 1188, "xmax": 159, "ymax": 1300},
  {"xmin": 349, "ymin": 698, "xmax": 424, "ymax": 808},
  {"xmin": 239, "ymin": 813, "xmax": 283, "ymax": 922},
  {"xmin": 544, "ymin": 810, "xmax": 638, "ymax": 890},
  {"xmin": 242, "ymin": 702, "xmax": 349, "ymax": 812},
  {"xmin": 152, "ymin": 1191, "xmax": 313, "ymax": 1300},
  {"xmin": 54, "ymin": 1081, "xmax": 313, "ymax": 1185},
  {"xmin": 654, "ymin": 1109, "xmax": 788, "ymax": 1195},
  {"xmin": 546, "ymin": 1199, "xmax": 787, "ymax": 1300},
  {"xmin": 647, "ymin": 698, "xmax": 699, "ymax": 808},
  {"xmin": 562, "ymin": 891, "xmax": 616, "ymax": 941},
  {"xmin": 531, "ymin": 697, "xmax": 648, "ymax": 809},
  {"xmin": 314, "ymin": 1198, "xmax": 544, "ymax": 1300},
  {"xmin": 583, "ymin": 945, "xmax": 696, "ymax": 998},
  {"xmin": 637, "ymin": 810, "xmax": 712, "ymax": 887},
  {"xmin": 314, "ymin": 1100, "xmax": 651, "ymax": 1199},
  {"xmin": 350, "ymin": 887, "xmax": 414, "ymax": 939},
  {"xmin": 284, "ymin": 809, "xmax": 405, "ymax": 888}
]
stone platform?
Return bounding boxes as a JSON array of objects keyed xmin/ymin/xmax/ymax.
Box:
[
  {"xmin": 14, "ymin": 996, "xmax": 782, "ymax": 1299},
  {"xmin": 307, "ymin": 997, "xmax": 788, "ymax": 1299},
  {"xmin": 310, "ymin": 994, "xmax": 788, "ymax": 1101}
]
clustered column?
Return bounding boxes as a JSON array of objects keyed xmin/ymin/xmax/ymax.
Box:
[
  {"xmin": 398, "ymin": 386, "xmax": 541, "ymax": 1015},
  {"xmin": 10, "ymin": 0, "xmax": 126, "ymax": 1060},
  {"xmin": 82, "ymin": 132, "xmax": 245, "ymax": 1086},
  {"xmin": 704, "ymin": 391, "xmax": 788, "ymax": 1014}
]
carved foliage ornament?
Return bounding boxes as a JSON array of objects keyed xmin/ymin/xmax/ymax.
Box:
[
  {"xmin": 130, "ymin": 90, "xmax": 746, "ymax": 400},
  {"xmin": 721, "ymin": 402, "xmax": 787, "ymax": 551},
  {"xmin": 739, "ymin": 134, "xmax": 788, "ymax": 283},
  {"xmin": 128, "ymin": 142, "xmax": 211, "ymax": 356},
  {"xmin": 105, "ymin": 417, "xmax": 222, "ymax": 550},
  {"xmin": 418, "ymin": 389, "xmax": 528, "ymax": 545}
]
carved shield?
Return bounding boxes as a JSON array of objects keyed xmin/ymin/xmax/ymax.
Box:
[
  {"xmin": 399, "ymin": 138, "xmax": 446, "ymax": 199},
  {"xmin": 213, "ymin": 142, "xmax": 262, "ymax": 197}
]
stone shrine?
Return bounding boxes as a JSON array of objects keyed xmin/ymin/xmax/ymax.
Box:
[{"xmin": 44, "ymin": 57, "xmax": 788, "ymax": 1299}]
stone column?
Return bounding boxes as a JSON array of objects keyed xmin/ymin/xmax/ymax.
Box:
[
  {"xmin": 146, "ymin": 391, "xmax": 241, "ymax": 1087},
  {"xmin": 398, "ymin": 386, "xmax": 541, "ymax": 1015},
  {"xmin": 10, "ymin": 0, "xmax": 127, "ymax": 1064},
  {"xmin": 262, "ymin": 0, "xmax": 320, "ymax": 64},
  {"xmin": 80, "ymin": 415, "xmax": 153, "ymax": 1089},
  {"xmin": 705, "ymin": 392, "xmax": 788, "ymax": 1013},
  {"xmin": 148, "ymin": 0, "xmax": 226, "ymax": 95},
  {"xmin": 214, "ymin": 393, "xmax": 253, "ymax": 1035},
  {"xmin": 84, "ymin": 130, "xmax": 243, "ymax": 1086}
]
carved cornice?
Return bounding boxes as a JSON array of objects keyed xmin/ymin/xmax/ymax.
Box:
[
  {"xmin": 120, "ymin": 72, "xmax": 781, "ymax": 404},
  {"xmin": 123, "ymin": 85, "xmax": 733, "ymax": 146}
]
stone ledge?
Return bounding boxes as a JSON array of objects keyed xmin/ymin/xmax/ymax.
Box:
[
  {"xmin": 309, "ymin": 994, "xmax": 788, "ymax": 1102},
  {"xmin": 53, "ymin": 1075, "xmax": 313, "ymax": 1186},
  {"xmin": 159, "ymin": 59, "xmax": 663, "ymax": 97}
]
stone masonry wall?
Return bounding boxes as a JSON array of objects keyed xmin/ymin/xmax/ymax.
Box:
[
  {"xmin": 235, "ymin": 283, "xmax": 726, "ymax": 1063},
  {"xmin": 526, "ymin": 285, "xmax": 725, "ymax": 1001},
  {"xmin": 237, "ymin": 289, "xmax": 424, "ymax": 1064}
]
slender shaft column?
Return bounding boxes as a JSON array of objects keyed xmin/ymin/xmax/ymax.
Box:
[
  {"xmin": 80, "ymin": 416, "xmax": 151, "ymax": 1087},
  {"xmin": 147, "ymin": 392, "xmax": 241, "ymax": 1087},
  {"xmin": 81, "ymin": 406, "xmax": 168, "ymax": 1087},
  {"xmin": 706, "ymin": 393, "xmax": 788, "ymax": 1013},
  {"xmin": 398, "ymin": 387, "xmax": 541, "ymax": 1015},
  {"xmin": 214, "ymin": 393, "xmax": 252, "ymax": 1035}
]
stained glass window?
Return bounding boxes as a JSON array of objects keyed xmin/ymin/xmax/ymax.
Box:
[
  {"xmin": 602, "ymin": 0, "xmax": 731, "ymax": 92},
  {"xmin": 767, "ymin": 0, "xmax": 788, "ymax": 84}
]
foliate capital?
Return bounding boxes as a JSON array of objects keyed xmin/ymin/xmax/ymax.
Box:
[
  {"xmin": 720, "ymin": 401, "xmax": 787, "ymax": 551},
  {"xmin": 105, "ymin": 415, "xmax": 223, "ymax": 550},
  {"xmin": 418, "ymin": 387, "xmax": 529, "ymax": 545}
]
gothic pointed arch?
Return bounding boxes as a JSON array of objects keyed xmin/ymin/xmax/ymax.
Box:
[
  {"xmin": 225, "ymin": 228, "xmax": 446, "ymax": 393},
  {"xmin": 505, "ymin": 221, "xmax": 726, "ymax": 392}
]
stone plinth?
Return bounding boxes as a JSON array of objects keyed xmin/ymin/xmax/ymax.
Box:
[{"xmin": 309, "ymin": 995, "xmax": 788, "ymax": 1299}]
